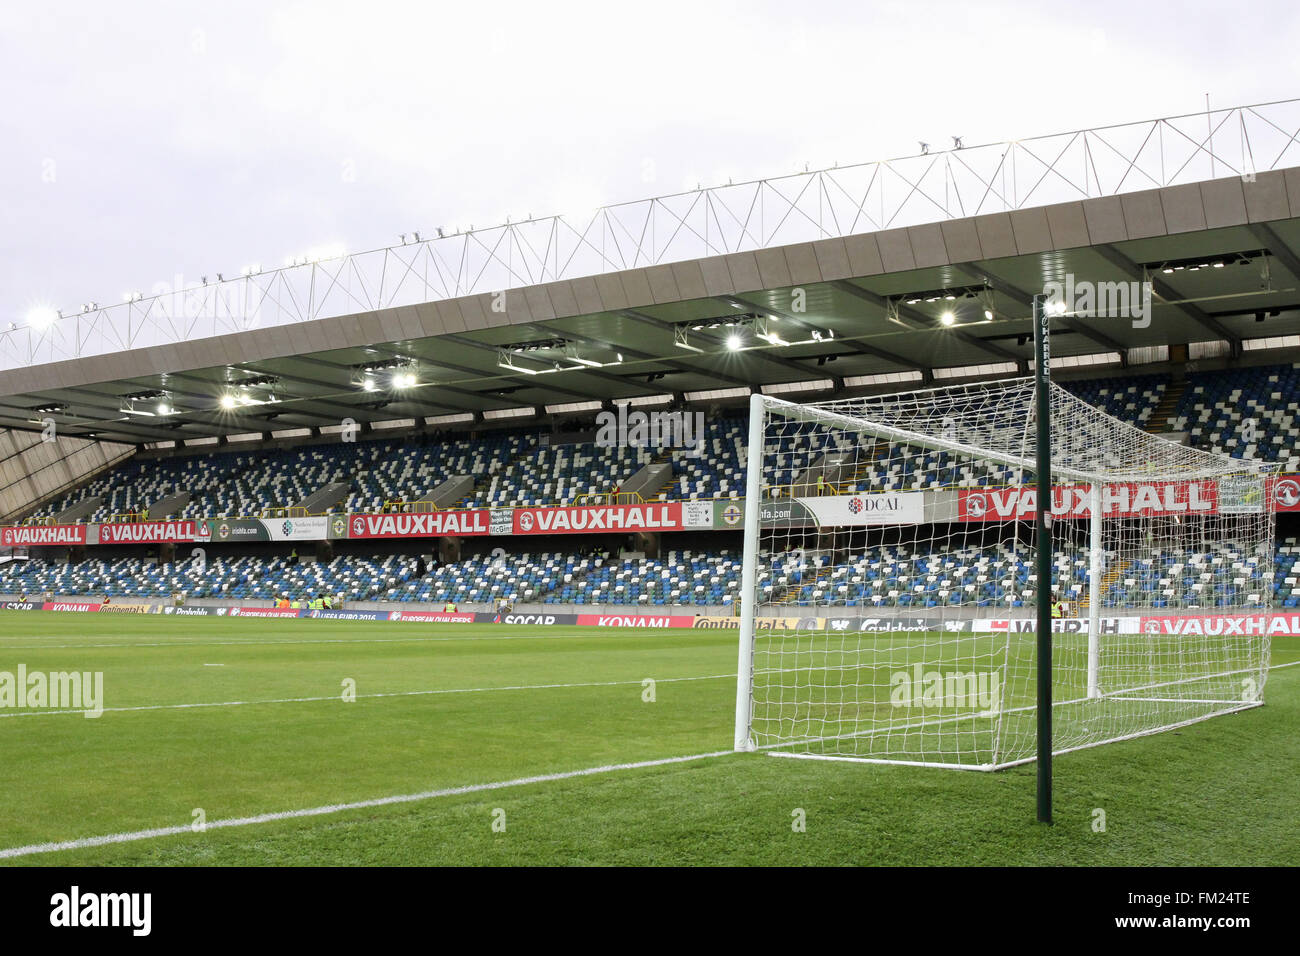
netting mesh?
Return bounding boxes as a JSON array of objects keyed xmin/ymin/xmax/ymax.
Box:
[{"xmin": 740, "ymin": 379, "xmax": 1276, "ymax": 769}]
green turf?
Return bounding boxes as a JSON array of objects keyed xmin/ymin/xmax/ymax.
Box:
[{"xmin": 0, "ymin": 610, "xmax": 1295, "ymax": 866}]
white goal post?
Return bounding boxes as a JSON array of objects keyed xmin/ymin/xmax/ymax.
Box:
[{"xmin": 734, "ymin": 379, "xmax": 1276, "ymax": 770}]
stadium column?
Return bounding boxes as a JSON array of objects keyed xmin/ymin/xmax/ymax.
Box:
[{"xmin": 1032, "ymin": 294, "xmax": 1053, "ymax": 824}]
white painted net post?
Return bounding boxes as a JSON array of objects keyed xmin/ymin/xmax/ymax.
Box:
[{"xmin": 734, "ymin": 392, "xmax": 766, "ymax": 752}]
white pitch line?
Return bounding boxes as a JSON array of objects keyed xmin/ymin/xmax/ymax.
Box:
[
  {"xmin": 0, "ymin": 629, "xmax": 664, "ymax": 652},
  {"xmin": 0, "ymin": 660, "xmax": 1294, "ymax": 858},
  {"xmin": 0, "ymin": 748, "xmax": 737, "ymax": 861},
  {"xmin": 0, "ymin": 673, "xmax": 734, "ymax": 719}
]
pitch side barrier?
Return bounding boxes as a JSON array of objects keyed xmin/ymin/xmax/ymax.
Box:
[{"xmin": 2, "ymin": 601, "xmax": 1298, "ymax": 636}]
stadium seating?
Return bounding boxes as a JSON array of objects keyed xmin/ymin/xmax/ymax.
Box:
[
  {"xmin": 1060, "ymin": 374, "xmax": 1168, "ymax": 427},
  {"xmin": 1169, "ymin": 363, "xmax": 1300, "ymax": 468},
  {"xmin": 470, "ymin": 442, "xmax": 650, "ymax": 507},
  {"xmin": 0, "ymin": 549, "xmax": 743, "ymax": 607},
  {"xmin": 545, "ymin": 550, "xmax": 742, "ymax": 605},
  {"xmin": 2, "ymin": 538, "xmax": 1287, "ymax": 610}
]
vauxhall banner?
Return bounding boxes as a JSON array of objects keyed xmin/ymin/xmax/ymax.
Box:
[
  {"xmin": 1138, "ymin": 612, "xmax": 1300, "ymax": 637},
  {"xmin": 1268, "ymin": 475, "xmax": 1300, "ymax": 513},
  {"xmin": 1, "ymin": 525, "xmax": 88, "ymax": 547},
  {"xmin": 348, "ymin": 511, "xmax": 493, "ymax": 540},
  {"xmin": 957, "ymin": 481, "xmax": 1222, "ymax": 522},
  {"xmin": 512, "ymin": 502, "xmax": 690, "ymax": 535},
  {"xmin": 98, "ymin": 520, "xmax": 199, "ymax": 544}
]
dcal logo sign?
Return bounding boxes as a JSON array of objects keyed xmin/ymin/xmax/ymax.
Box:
[
  {"xmin": 965, "ymin": 493, "xmax": 987, "ymax": 519},
  {"xmin": 351, "ymin": 516, "xmax": 366, "ymax": 537},
  {"xmin": 518, "ymin": 512, "xmax": 535, "ymax": 532}
]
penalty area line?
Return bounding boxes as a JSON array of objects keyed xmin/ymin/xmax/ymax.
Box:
[{"xmin": 0, "ymin": 749, "xmax": 736, "ymax": 861}]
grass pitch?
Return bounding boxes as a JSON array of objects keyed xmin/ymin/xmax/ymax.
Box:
[{"xmin": 0, "ymin": 611, "xmax": 1295, "ymax": 866}]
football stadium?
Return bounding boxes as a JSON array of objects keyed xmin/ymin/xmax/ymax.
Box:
[{"xmin": 3, "ymin": 86, "xmax": 1300, "ymax": 876}]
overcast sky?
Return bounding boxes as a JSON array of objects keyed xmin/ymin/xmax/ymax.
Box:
[{"xmin": 2, "ymin": 0, "xmax": 1297, "ymax": 323}]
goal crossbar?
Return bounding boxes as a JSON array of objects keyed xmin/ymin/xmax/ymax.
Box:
[{"xmin": 734, "ymin": 378, "xmax": 1275, "ymax": 771}]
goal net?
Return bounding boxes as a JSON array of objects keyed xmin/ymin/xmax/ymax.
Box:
[{"xmin": 734, "ymin": 379, "xmax": 1276, "ymax": 770}]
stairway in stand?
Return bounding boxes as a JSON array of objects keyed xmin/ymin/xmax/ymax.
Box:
[
  {"xmin": 1143, "ymin": 380, "xmax": 1187, "ymax": 434},
  {"xmin": 773, "ymin": 563, "xmax": 835, "ymax": 606},
  {"xmin": 1079, "ymin": 560, "xmax": 1128, "ymax": 611}
]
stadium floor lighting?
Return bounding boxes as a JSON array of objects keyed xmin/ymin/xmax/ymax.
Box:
[{"xmin": 26, "ymin": 307, "xmax": 57, "ymax": 330}]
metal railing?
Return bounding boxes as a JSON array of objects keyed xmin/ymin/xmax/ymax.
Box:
[{"xmin": 6, "ymin": 98, "xmax": 1299, "ymax": 370}]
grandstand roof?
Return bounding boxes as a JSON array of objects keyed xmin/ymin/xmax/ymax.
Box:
[{"xmin": 6, "ymin": 107, "xmax": 1300, "ymax": 446}]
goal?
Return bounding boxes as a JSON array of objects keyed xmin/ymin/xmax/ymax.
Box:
[{"xmin": 734, "ymin": 379, "xmax": 1276, "ymax": 770}]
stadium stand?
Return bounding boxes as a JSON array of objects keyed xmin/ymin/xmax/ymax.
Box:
[
  {"xmin": 1060, "ymin": 374, "xmax": 1168, "ymax": 427},
  {"xmin": 2, "ymin": 538, "xmax": 1287, "ymax": 610},
  {"xmin": 1169, "ymin": 362, "xmax": 1300, "ymax": 468},
  {"xmin": 28, "ymin": 366, "xmax": 1300, "ymax": 522}
]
